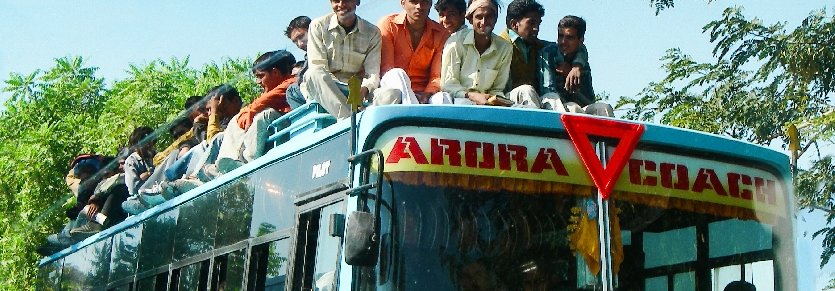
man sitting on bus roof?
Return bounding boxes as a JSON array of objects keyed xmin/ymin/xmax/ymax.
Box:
[
  {"xmin": 498, "ymin": 0, "xmax": 549, "ymax": 108},
  {"xmin": 285, "ymin": 16, "xmax": 311, "ymax": 110},
  {"xmin": 302, "ymin": 0, "xmax": 401, "ymax": 120},
  {"xmin": 539, "ymin": 15, "xmax": 613, "ymax": 116},
  {"xmin": 377, "ymin": 0, "xmax": 451, "ymax": 104},
  {"xmin": 440, "ymin": 0, "xmax": 537, "ymax": 107},
  {"xmin": 213, "ymin": 50, "xmax": 297, "ymax": 173},
  {"xmin": 435, "ymin": 0, "xmax": 467, "ymax": 35}
]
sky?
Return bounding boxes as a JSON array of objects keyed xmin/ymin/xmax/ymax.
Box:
[{"xmin": 0, "ymin": 0, "xmax": 832, "ymax": 289}]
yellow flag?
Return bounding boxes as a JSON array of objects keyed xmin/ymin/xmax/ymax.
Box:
[
  {"xmin": 787, "ymin": 124, "xmax": 800, "ymax": 152},
  {"xmin": 570, "ymin": 213, "xmax": 600, "ymax": 275},
  {"xmin": 347, "ymin": 75, "xmax": 362, "ymax": 112}
]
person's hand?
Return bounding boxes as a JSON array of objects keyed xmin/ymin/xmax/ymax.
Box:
[
  {"xmin": 139, "ymin": 171, "xmax": 151, "ymax": 181},
  {"xmin": 85, "ymin": 203, "xmax": 100, "ymax": 219},
  {"xmin": 466, "ymin": 92, "xmax": 490, "ymax": 105},
  {"xmin": 555, "ymin": 62, "xmax": 572, "ymax": 77},
  {"xmin": 193, "ymin": 114, "xmax": 208, "ymax": 124},
  {"xmin": 565, "ymin": 65, "xmax": 582, "ymax": 92}
]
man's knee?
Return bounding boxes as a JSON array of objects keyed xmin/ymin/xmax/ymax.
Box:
[
  {"xmin": 508, "ymin": 85, "xmax": 541, "ymax": 108},
  {"xmin": 584, "ymin": 102, "xmax": 614, "ymax": 117},
  {"xmin": 371, "ymin": 88, "xmax": 402, "ymax": 106}
]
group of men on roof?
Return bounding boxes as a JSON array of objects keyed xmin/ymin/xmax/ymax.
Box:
[{"xmin": 289, "ymin": 0, "xmax": 612, "ymax": 119}]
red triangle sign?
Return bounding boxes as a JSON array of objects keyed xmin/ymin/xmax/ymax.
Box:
[{"xmin": 561, "ymin": 115, "xmax": 645, "ymax": 200}]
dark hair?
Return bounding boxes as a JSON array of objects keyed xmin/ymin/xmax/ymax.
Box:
[
  {"xmin": 168, "ymin": 117, "xmax": 193, "ymax": 137},
  {"xmin": 506, "ymin": 0, "xmax": 544, "ymax": 27},
  {"xmin": 558, "ymin": 15, "xmax": 586, "ymax": 38},
  {"xmin": 284, "ymin": 16, "xmax": 311, "ymax": 38},
  {"xmin": 205, "ymin": 84, "xmax": 242, "ymax": 104},
  {"xmin": 723, "ymin": 281, "xmax": 756, "ymax": 291},
  {"xmin": 128, "ymin": 126, "xmax": 155, "ymax": 147},
  {"xmin": 184, "ymin": 95, "xmax": 202, "ymax": 110},
  {"xmin": 252, "ymin": 50, "xmax": 296, "ymax": 75},
  {"xmin": 294, "ymin": 61, "xmax": 305, "ymax": 68},
  {"xmin": 435, "ymin": 0, "xmax": 466, "ymax": 14},
  {"xmin": 73, "ymin": 162, "xmax": 98, "ymax": 177}
]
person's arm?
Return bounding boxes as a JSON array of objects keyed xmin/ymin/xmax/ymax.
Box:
[
  {"xmin": 377, "ymin": 15, "xmax": 396, "ymax": 76},
  {"xmin": 489, "ymin": 40, "xmax": 512, "ymax": 98},
  {"xmin": 538, "ymin": 42, "xmax": 562, "ymax": 94},
  {"xmin": 424, "ymin": 29, "xmax": 449, "ymax": 98},
  {"xmin": 440, "ymin": 36, "xmax": 467, "ymax": 100},
  {"xmin": 152, "ymin": 129, "xmax": 194, "ymax": 166},
  {"xmin": 361, "ymin": 25, "xmax": 382, "ymax": 95},
  {"xmin": 123, "ymin": 156, "xmax": 143, "ymax": 196},
  {"xmin": 206, "ymin": 113, "xmax": 221, "ymax": 141},
  {"xmin": 307, "ymin": 18, "xmax": 329, "ymax": 70}
]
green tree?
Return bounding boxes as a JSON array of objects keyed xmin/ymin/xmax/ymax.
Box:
[
  {"xmin": 617, "ymin": 6, "xmax": 835, "ymax": 285},
  {"xmin": 0, "ymin": 55, "xmax": 258, "ymax": 290}
]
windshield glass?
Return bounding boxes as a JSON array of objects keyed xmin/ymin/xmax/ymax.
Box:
[{"xmin": 369, "ymin": 171, "xmax": 794, "ymax": 291}]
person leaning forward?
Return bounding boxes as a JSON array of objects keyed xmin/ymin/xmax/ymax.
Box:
[{"xmin": 302, "ymin": 0, "xmax": 401, "ymax": 120}]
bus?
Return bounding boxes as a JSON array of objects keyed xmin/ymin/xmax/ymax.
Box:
[{"xmin": 37, "ymin": 102, "xmax": 797, "ymax": 291}]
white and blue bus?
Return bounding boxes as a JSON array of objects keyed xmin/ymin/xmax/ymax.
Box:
[{"xmin": 37, "ymin": 103, "xmax": 796, "ymax": 291}]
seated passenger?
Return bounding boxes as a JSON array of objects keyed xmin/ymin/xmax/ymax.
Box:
[
  {"xmin": 152, "ymin": 95, "xmax": 204, "ymax": 166},
  {"xmin": 285, "ymin": 16, "xmax": 311, "ymax": 110},
  {"xmin": 540, "ymin": 15, "xmax": 613, "ymax": 116},
  {"xmin": 435, "ymin": 0, "xmax": 467, "ymax": 35},
  {"xmin": 124, "ymin": 126, "xmax": 156, "ymax": 197},
  {"xmin": 302, "ymin": 0, "xmax": 401, "ymax": 120},
  {"xmin": 498, "ymin": 0, "xmax": 548, "ymax": 108},
  {"xmin": 440, "ymin": 0, "xmax": 535, "ymax": 107},
  {"xmin": 139, "ymin": 117, "xmax": 194, "ymax": 191},
  {"xmin": 214, "ymin": 50, "xmax": 297, "ymax": 171},
  {"xmin": 124, "ymin": 86, "xmax": 243, "ymax": 214},
  {"xmin": 377, "ymin": 0, "xmax": 450, "ymax": 104},
  {"xmin": 69, "ymin": 156, "xmax": 129, "ymax": 240},
  {"xmin": 37, "ymin": 156, "xmax": 102, "ymax": 255}
]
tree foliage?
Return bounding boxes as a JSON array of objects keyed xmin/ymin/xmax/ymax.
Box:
[
  {"xmin": 617, "ymin": 5, "xmax": 835, "ymax": 276},
  {"xmin": 0, "ymin": 55, "xmax": 258, "ymax": 291}
]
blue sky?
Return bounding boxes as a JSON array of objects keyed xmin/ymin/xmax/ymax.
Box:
[{"xmin": 0, "ymin": 0, "xmax": 832, "ymax": 289}]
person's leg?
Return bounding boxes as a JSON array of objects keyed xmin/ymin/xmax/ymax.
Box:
[
  {"xmin": 368, "ymin": 88, "xmax": 402, "ymax": 107},
  {"xmin": 303, "ymin": 66, "xmax": 353, "ymax": 120},
  {"xmin": 188, "ymin": 133, "xmax": 224, "ymax": 178},
  {"xmin": 241, "ymin": 108, "xmax": 281, "ymax": 163},
  {"xmin": 99, "ymin": 189, "xmax": 130, "ymax": 227},
  {"xmin": 506, "ymin": 85, "xmax": 542, "ymax": 109},
  {"xmin": 286, "ymin": 83, "xmax": 307, "ymax": 110},
  {"xmin": 427, "ymin": 92, "xmax": 453, "ymax": 104},
  {"xmin": 564, "ymin": 102, "xmax": 586, "ymax": 113},
  {"xmin": 140, "ymin": 149, "xmax": 180, "ymax": 191},
  {"xmin": 540, "ymin": 93, "xmax": 567, "ymax": 112},
  {"xmin": 380, "ymin": 68, "xmax": 419, "ymax": 104},
  {"xmin": 583, "ymin": 102, "xmax": 615, "ymax": 117}
]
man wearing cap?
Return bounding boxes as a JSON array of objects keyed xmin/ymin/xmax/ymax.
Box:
[{"xmin": 441, "ymin": 0, "xmax": 537, "ymax": 107}]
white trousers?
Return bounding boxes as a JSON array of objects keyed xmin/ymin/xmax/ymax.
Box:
[{"xmin": 380, "ymin": 68, "xmax": 451, "ymax": 105}]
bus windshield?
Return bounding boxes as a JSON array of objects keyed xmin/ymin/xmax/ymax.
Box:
[{"xmin": 371, "ymin": 171, "xmax": 791, "ymax": 291}]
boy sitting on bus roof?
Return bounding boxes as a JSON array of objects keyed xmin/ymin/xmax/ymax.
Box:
[
  {"xmin": 69, "ymin": 156, "xmax": 130, "ymax": 240},
  {"xmin": 539, "ymin": 16, "xmax": 613, "ymax": 116},
  {"xmin": 440, "ymin": 0, "xmax": 538, "ymax": 107},
  {"xmin": 302, "ymin": 0, "xmax": 401, "ymax": 120},
  {"xmin": 498, "ymin": 0, "xmax": 548, "ymax": 108},
  {"xmin": 376, "ymin": 0, "xmax": 451, "ymax": 104},
  {"xmin": 285, "ymin": 16, "xmax": 311, "ymax": 110},
  {"xmin": 435, "ymin": 0, "xmax": 467, "ymax": 35},
  {"xmin": 213, "ymin": 50, "xmax": 297, "ymax": 172}
]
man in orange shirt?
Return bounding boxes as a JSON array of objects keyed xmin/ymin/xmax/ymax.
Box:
[{"xmin": 378, "ymin": 0, "xmax": 452, "ymax": 104}]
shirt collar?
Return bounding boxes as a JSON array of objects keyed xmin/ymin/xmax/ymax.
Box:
[
  {"xmin": 463, "ymin": 29, "xmax": 497, "ymax": 55},
  {"xmin": 327, "ymin": 13, "xmax": 363, "ymax": 34},
  {"xmin": 394, "ymin": 12, "xmax": 407, "ymax": 25}
]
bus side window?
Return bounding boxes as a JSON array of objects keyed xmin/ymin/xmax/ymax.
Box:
[
  {"xmin": 135, "ymin": 272, "xmax": 168, "ymax": 291},
  {"xmin": 210, "ymin": 249, "xmax": 247, "ymax": 291},
  {"xmin": 291, "ymin": 201, "xmax": 345, "ymax": 291},
  {"xmin": 248, "ymin": 239, "xmax": 291, "ymax": 291},
  {"xmin": 171, "ymin": 260, "xmax": 210, "ymax": 291}
]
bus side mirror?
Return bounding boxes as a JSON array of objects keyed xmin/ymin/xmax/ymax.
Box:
[{"xmin": 344, "ymin": 211, "xmax": 378, "ymax": 266}]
